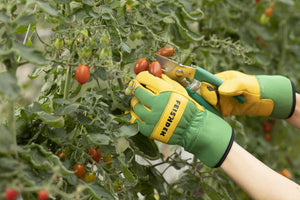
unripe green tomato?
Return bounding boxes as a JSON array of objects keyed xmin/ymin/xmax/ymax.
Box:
[
  {"xmin": 129, "ymin": 33, "xmax": 136, "ymax": 41},
  {"xmin": 54, "ymin": 38, "xmax": 63, "ymax": 49},
  {"xmin": 101, "ymin": 34, "xmax": 110, "ymax": 45},
  {"xmin": 260, "ymin": 13, "xmax": 270, "ymax": 25},
  {"xmin": 85, "ymin": 172, "xmax": 96, "ymax": 183},
  {"xmin": 135, "ymin": 30, "xmax": 142, "ymax": 39}
]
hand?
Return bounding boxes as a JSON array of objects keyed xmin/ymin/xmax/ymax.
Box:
[
  {"xmin": 129, "ymin": 71, "xmax": 234, "ymax": 167},
  {"xmin": 199, "ymin": 70, "xmax": 296, "ymax": 118}
]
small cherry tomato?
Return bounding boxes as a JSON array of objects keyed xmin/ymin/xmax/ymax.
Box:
[
  {"xmin": 113, "ymin": 180, "xmax": 124, "ymax": 191},
  {"xmin": 265, "ymin": 7, "xmax": 273, "ymax": 17},
  {"xmin": 38, "ymin": 189, "xmax": 49, "ymax": 200},
  {"xmin": 5, "ymin": 188, "xmax": 18, "ymax": 200},
  {"xmin": 75, "ymin": 64, "xmax": 90, "ymax": 85},
  {"xmin": 134, "ymin": 58, "xmax": 149, "ymax": 75},
  {"xmin": 260, "ymin": 14, "xmax": 269, "ymax": 25},
  {"xmin": 73, "ymin": 164, "xmax": 85, "ymax": 179},
  {"xmin": 279, "ymin": 168, "xmax": 292, "ymax": 179},
  {"xmin": 149, "ymin": 61, "xmax": 162, "ymax": 78},
  {"xmin": 56, "ymin": 151, "xmax": 67, "ymax": 159},
  {"xmin": 255, "ymin": 36, "xmax": 261, "ymax": 42},
  {"xmin": 85, "ymin": 172, "xmax": 97, "ymax": 183},
  {"xmin": 157, "ymin": 46, "xmax": 174, "ymax": 57},
  {"xmin": 262, "ymin": 121, "xmax": 272, "ymax": 133},
  {"xmin": 265, "ymin": 133, "xmax": 272, "ymax": 142},
  {"xmin": 88, "ymin": 147, "xmax": 101, "ymax": 163},
  {"xmin": 255, "ymin": 0, "xmax": 260, "ymax": 3},
  {"xmin": 103, "ymin": 155, "xmax": 113, "ymax": 166}
]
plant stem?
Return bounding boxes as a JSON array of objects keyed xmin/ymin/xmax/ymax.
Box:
[
  {"xmin": 64, "ymin": 64, "xmax": 72, "ymax": 100},
  {"xmin": 8, "ymin": 100, "xmax": 17, "ymax": 146}
]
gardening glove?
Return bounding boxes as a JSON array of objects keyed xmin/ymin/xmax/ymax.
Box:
[
  {"xmin": 199, "ymin": 70, "xmax": 296, "ymax": 118},
  {"xmin": 129, "ymin": 71, "xmax": 234, "ymax": 168}
]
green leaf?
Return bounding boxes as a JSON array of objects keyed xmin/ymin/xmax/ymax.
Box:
[
  {"xmin": 129, "ymin": 132, "xmax": 160, "ymax": 160},
  {"xmin": 20, "ymin": 144, "xmax": 73, "ymax": 176},
  {"xmin": 86, "ymin": 183, "xmax": 114, "ymax": 200},
  {"xmin": 0, "ymin": 72, "xmax": 20, "ymax": 100},
  {"xmin": 36, "ymin": 1, "xmax": 59, "ymax": 16},
  {"xmin": 14, "ymin": 14, "xmax": 36, "ymax": 26},
  {"xmin": 87, "ymin": 134, "xmax": 111, "ymax": 145},
  {"xmin": 36, "ymin": 111, "xmax": 65, "ymax": 128},
  {"xmin": 117, "ymin": 125, "xmax": 138, "ymax": 137},
  {"xmin": 0, "ymin": 125, "xmax": 13, "ymax": 154},
  {"xmin": 121, "ymin": 43, "xmax": 131, "ymax": 54},
  {"xmin": 13, "ymin": 42, "xmax": 48, "ymax": 65},
  {"xmin": 122, "ymin": 165, "xmax": 135, "ymax": 183},
  {"xmin": 0, "ymin": 10, "xmax": 9, "ymax": 23},
  {"xmin": 55, "ymin": 103, "xmax": 80, "ymax": 115},
  {"xmin": 28, "ymin": 67, "xmax": 44, "ymax": 79}
]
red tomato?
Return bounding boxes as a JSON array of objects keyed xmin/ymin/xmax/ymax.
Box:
[
  {"xmin": 75, "ymin": 64, "xmax": 90, "ymax": 85},
  {"xmin": 255, "ymin": 0, "xmax": 260, "ymax": 3},
  {"xmin": 38, "ymin": 189, "xmax": 49, "ymax": 200},
  {"xmin": 134, "ymin": 58, "xmax": 149, "ymax": 75},
  {"xmin": 262, "ymin": 121, "xmax": 272, "ymax": 133},
  {"xmin": 73, "ymin": 164, "xmax": 85, "ymax": 179},
  {"xmin": 265, "ymin": 7, "xmax": 273, "ymax": 17},
  {"xmin": 149, "ymin": 61, "xmax": 162, "ymax": 78},
  {"xmin": 157, "ymin": 46, "xmax": 174, "ymax": 57},
  {"xmin": 265, "ymin": 133, "xmax": 272, "ymax": 142},
  {"xmin": 56, "ymin": 151, "xmax": 67, "ymax": 159},
  {"xmin": 255, "ymin": 36, "xmax": 261, "ymax": 42},
  {"xmin": 88, "ymin": 147, "xmax": 101, "ymax": 163},
  {"xmin": 5, "ymin": 188, "xmax": 18, "ymax": 200}
]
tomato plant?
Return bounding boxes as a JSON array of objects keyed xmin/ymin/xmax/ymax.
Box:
[
  {"xmin": 75, "ymin": 64, "xmax": 90, "ymax": 85},
  {"xmin": 1, "ymin": 0, "xmax": 300, "ymax": 199},
  {"xmin": 149, "ymin": 61, "xmax": 163, "ymax": 78}
]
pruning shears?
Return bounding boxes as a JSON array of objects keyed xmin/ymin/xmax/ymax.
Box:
[{"xmin": 155, "ymin": 54, "xmax": 246, "ymax": 117}]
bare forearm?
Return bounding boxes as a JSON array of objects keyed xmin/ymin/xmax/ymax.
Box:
[
  {"xmin": 221, "ymin": 142, "xmax": 300, "ymax": 200},
  {"xmin": 286, "ymin": 93, "xmax": 300, "ymax": 129}
]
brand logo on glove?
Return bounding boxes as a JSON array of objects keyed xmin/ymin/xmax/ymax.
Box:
[{"xmin": 160, "ymin": 100, "xmax": 181, "ymax": 137}]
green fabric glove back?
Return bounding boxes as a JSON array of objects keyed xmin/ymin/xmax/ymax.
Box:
[
  {"xmin": 130, "ymin": 71, "xmax": 234, "ymax": 167},
  {"xmin": 199, "ymin": 70, "xmax": 296, "ymax": 119}
]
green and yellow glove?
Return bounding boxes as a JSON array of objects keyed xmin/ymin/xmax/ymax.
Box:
[
  {"xmin": 199, "ymin": 70, "xmax": 296, "ymax": 118},
  {"xmin": 129, "ymin": 71, "xmax": 234, "ymax": 168}
]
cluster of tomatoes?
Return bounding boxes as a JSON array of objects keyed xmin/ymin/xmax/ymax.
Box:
[
  {"xmin": 57, "ymin": 147, "xmax": 113, "ymax": 184},
  {"xmin": 5, "ymin": 188, "xmax": 48, "ymax": 200},
  {"xmin": 261, "ymin": 119, "xmax": 275, "ymax": 142},
  {"xmin": 258, "ymin": 1, "xmax": 276, "ymax": 25},
  {"xmin": 133, "ymin": 46, "xmax": 175, "ymax": 77}
]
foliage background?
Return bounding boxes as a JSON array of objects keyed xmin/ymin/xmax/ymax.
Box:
[{"xmin": 1, "ymin": 0, "xmax": 300, "ymax": 199}]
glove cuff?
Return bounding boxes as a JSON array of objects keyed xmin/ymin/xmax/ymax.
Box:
[
  {"xmin": 184, "ymin": 110, "xmax": 234, "ymax": 168},
  {"xmin": 256, "ymin": 75, "xmax": 296, "ymax": 119}
]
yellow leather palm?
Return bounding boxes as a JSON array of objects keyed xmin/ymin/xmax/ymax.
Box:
[{"xmin": 199, "ymin": 70, "xmax": 274, "ymax": 117}]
